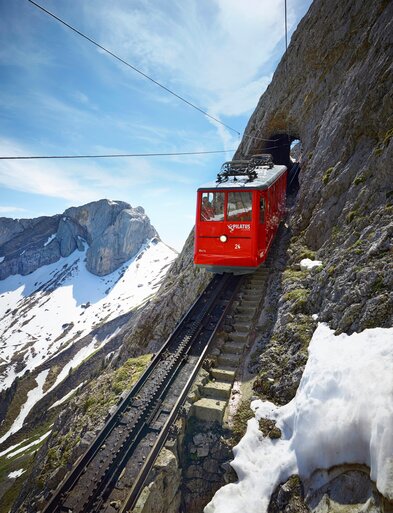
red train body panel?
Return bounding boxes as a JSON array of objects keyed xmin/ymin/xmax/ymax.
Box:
[{"xmin": 194, "ymin": 160, "xmax": 287, "ymax": 273}]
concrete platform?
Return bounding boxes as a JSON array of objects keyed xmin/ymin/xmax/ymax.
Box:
[
  {"xmin": 202, "ymin": 381, "xmax": 232, "ymax": 400},
  {"xmin": 210, "ymin": 368, "xmax": 235, "ymax": 383},
  {"xmin": 192, "ymin": 398, "xmax": 227, "ymax": 423}
]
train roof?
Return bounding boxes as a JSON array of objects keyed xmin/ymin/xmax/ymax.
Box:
[{"xmin": 198, "ymin": 164, "xmax": 287, "ymax": 191}]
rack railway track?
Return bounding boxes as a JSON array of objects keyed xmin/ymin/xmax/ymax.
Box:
[{"xmin": 43, "ymin": 272, "xmax": 243, "ymax": 513}]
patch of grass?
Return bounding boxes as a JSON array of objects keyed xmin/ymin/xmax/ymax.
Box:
[
  {"xmin": 283, "ymin": 288, "xmax": 310, "ymax": 314},
  {"xmin": 353, "ymin": 174, "xmax": 367, "ymax": 186},
  {"xmin": 0, "ymin": 472, "xmax": 27, "ymax": 513},
  {"xmin": 253, "ymin": 371, "xmax": 272, "ymax": 396},
  {"xmin": 371, "ymin": 276, "xmax": 385, "ymax": 294},
  {"xmin": 259, "ymin": 418, "xmax": 281, "ymax": 439},
  {"xmin": 322, "ymin": 167, "xmax": 334, "ymax": 185},
  {"xmin": 111, "ymin": 354, "xmax": 152, "ymax": 395},
  {"xmin": 43, "ymin": 365, "xmax": 61, "ymax": 393},
  {"xmin": 282, "ymin": 269, "xmax": 308, "ymax": 284},
  {"xmin": 346, "ymin": 210, "xmax": 358, "ymax": 224},
  {"xmin": 331, "ymin": 226, "xmax": 340, "ymax": 240},
  {"xmin": 286, "ymin": 317, "xmax": 315, "ymax": 352},
  {"xmin": 327, "ymin": 265, "xmax": 336, "ymax": 276},
  {"xmin": 232, "ymin": 401, "xmax": 254, "ymax": 443},
  {"xmin": 0, "ymin": 375, "xmax": 38, "ymax": 438},
  {"xmin": 283, "ymin": 288, "xmax": 308, "ymax": 302},
  {"xmin": 373, "ymin": 128, "xmax": 393, "ymax": 156},
  {"xmin": 296, "ymin": 248, "xmax": 316, "ymax": 262}
]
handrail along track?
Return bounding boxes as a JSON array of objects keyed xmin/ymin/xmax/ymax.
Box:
[{"xmin": 43, "ymin": 272, "xmax": 243, "ymax": 513}]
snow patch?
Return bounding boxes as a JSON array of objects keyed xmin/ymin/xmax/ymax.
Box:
[
  {"xmin": 8, "ymin": 468, "xmax": 26, "ymax": 479},
  {"xmin": 48, "ymin": 382, "xmax": 85, "ymax": 410},
  {"xmin": 0, "ymin": 439, "xmax": 26, "ymax": 458},
  {"xmin": 300, "ymin": 258, "xmax": 322, "ymax": 270},
  {"xmin": 205, "ymin": 324, "xmax": 393, "ymax": 512},
  {"xmin": 5, "ymin": 430, "xmax": 52, "ymax": 459},
  {"xmin": 0, "ymin": 369, "xmax": 50, "ymax": 445},
  {"xmin": 43, "ymin": 234, "xmax": 56, "ymax": 247},
  {"xmin": 0, "ymin": 256, "xmax": 5, "ymax": 264},
  {"xmin": 0, "ymin": 239, "xmax": 177, "ymax": 391}
]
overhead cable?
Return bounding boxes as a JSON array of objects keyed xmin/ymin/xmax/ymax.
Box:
[
  {"xmin": 26, "ymin": 0, "xmax": 240, "ymax": 136},
  {"xmin": 0, "ymin": 145, "xmax": 282, "ymax": 160},
  {"xmin": 0, "ymin": 150, "xmax": 236, "ymax": 160}
]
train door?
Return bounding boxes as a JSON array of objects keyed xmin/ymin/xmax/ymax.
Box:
[
  {"xmin": 257, "ymin": 191, "xmax": 267, "ymax": 262},
  {"xmin": 266, "ymin": 186, "xmax": 274, "ymax": 251}
]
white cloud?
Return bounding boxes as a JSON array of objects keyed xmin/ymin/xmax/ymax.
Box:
[
  {"xmin": 77, "ymin": 0, "xmax": 305, "ymax": 149},
  {"xmin": 0, "ymin": 206, "xmax": 28, "ymax": 214},
  {"xmin": 0, "ymin": 138, "xmax": 153, "ymax": 203},
  {"xmin": 0, "ymin": 137, "xmax": 209, "ymax": 204},
  {"xmin": 82, "ymin": 0, "xmax": 288, "ymax": 119}
]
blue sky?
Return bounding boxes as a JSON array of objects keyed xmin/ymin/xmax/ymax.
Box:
[{"xmin": 0, "ymin": 0, "xmax": 311, "ymax": 251}]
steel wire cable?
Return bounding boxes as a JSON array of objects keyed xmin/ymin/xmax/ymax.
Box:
[
  {"xmin": 26, "ymin": 0, "xmax": 240, "ymax": 136},
  {"xmin": 0, "ymin": 145, "xmax": 281, "ymax": 160},
  {"xmin": 25, "ymin": 0, "xmax": 288, "ymax": 145}
]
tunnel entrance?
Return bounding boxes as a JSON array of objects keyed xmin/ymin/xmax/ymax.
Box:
[{"xmin": 259, "ymin": 134, "xmax": 302, "ymax": 193}]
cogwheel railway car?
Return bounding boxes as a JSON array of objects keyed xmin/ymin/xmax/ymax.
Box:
[{"xmin": 194, "ymin": 154, "xmax": 287, "ymax": 274}]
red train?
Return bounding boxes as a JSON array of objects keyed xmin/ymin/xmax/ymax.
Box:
[{"xmin": 194, "ymin": 154, "xmax": 287, "ymax": 274}]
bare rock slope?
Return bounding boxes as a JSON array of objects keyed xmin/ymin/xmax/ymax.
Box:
[{"xmin": 0, "ymin": 199, "xmax": 157, "ymax": 279}]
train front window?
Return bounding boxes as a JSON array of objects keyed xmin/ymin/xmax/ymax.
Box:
[
  {"xmin": 227, "ymin": 192, "xmax": 252, "ymax": 222},
  {"xmin": 200, "ymin": 192, "xmax": 225, "ymax": 221}
]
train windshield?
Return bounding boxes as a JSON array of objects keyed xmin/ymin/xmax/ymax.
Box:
[
  {"xmin": 227, "ymin": 192, "xmax": 252, "ymax": 221},
  {"xmin": 200, "ymin": 192, "xmax": 225, "ymax": 221}
]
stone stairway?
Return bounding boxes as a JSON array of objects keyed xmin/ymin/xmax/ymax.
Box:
[{"xmin": 191, "ymin": 267, "xmax": 269, "ymax": 423}]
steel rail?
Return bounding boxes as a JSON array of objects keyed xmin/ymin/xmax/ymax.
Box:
[
  {"xmin": 42, "ymin": 273, "xmax": 241, "ymax": 513},
  {"xmin": 118, "ymin": 274, "xmax": 242, "ymax": 513}
]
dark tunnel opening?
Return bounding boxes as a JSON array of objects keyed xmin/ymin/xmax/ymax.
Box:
[{"xmin": 261, "ymin": 134, "xmax": 302, "ymax": 192}]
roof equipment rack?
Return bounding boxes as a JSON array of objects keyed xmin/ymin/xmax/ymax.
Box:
[
  {"xmin": 216, "ymin": 159, "xmax": 258, "ymax": 183},
  {"xmin": 249, "ymin": 153, "xmax": 274, "ymax": 169}
]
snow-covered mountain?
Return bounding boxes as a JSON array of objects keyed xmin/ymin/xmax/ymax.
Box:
[
  {"xmin": 0, "ymin": 200, "xmax": 177, "ymax": 445},
  {"xmin": 0, "ymin": 238, "xmax": 175, "ymax": 391}
]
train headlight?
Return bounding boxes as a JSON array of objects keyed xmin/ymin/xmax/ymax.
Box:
[{"xmin": 219, "ymin": 235, "xmax": 228, "ymax": 243}]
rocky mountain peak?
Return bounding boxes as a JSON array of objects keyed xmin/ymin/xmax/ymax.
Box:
[{"xmin": 0, "ymin": 199, "xmax": 158, "ymax": 279}]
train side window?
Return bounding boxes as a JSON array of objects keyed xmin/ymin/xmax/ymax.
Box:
[
  {"xmin": 259, "ymin": 197, "xmax": 265, "ymax": 224},
  {"xmin": 200, "ymin": 192, "xmax": 225, "ymax": 221},
  {"xmin": 227, "ymin": 192, "xmax": 252, "ymax": 221}
]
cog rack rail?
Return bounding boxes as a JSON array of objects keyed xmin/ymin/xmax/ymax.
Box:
[{"xmin": 43, "ymin": 272, "xmax": 243, "ymax": 513}]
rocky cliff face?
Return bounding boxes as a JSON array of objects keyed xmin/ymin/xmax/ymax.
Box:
[
  {"xmin": 234, "ymin": 0, "xmax": 393, "ymax": 508},
  {"xmin": 0, "ymin": 199, "xmax": 157, "ymax": 279},
  {"xmin": 236, "ymin": 0, "xmax": 392, "ymax": 335}
]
